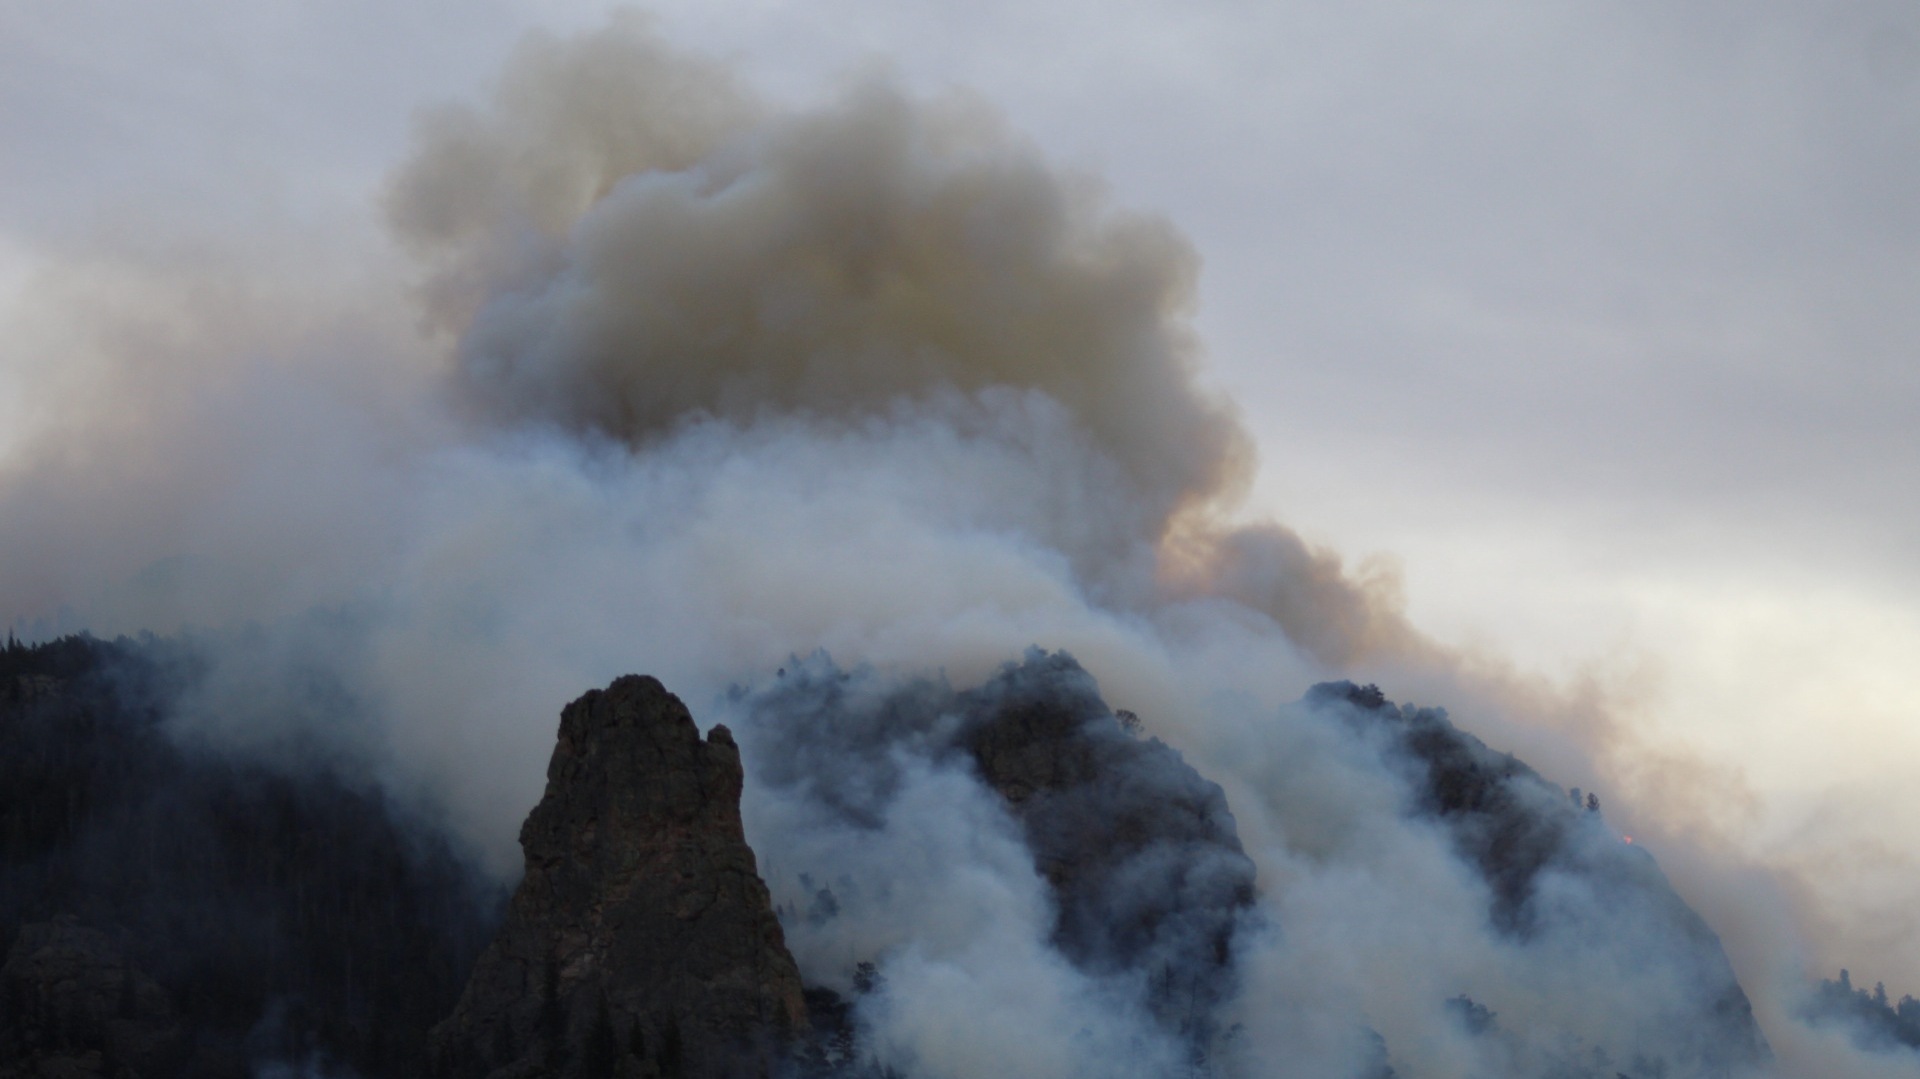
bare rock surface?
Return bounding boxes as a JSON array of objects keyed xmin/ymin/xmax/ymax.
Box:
[
  {"xmin": 0, "ymin": 917, "xmax": 184, "ymax": 1079},
  {"xmin": 740, "ymin": 650, "xmax": 1260, "ymax": 1047},
  {"xmin": 429, "ymin": 675, "xmax": 807, "ymax": 1079},
  {"xmin": 957, "ymin": 653, "xmax": 1258, "ymax": 1036},
  {"xmin": 1311, "ymin": 680, "xmax": 1771, "ymax": 1077}
]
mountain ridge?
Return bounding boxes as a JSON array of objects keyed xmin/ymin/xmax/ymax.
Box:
[{"xmin": 0, "ymin": 632, "xmax": 1858, "ymax": 1078}]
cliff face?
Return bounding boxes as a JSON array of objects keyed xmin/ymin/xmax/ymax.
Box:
[
  {"xmin": 0, "ymin": 917, "xmax": 183, "ymax": 1079},
  {"xmin": 734, "ymin": 649, "xmax": 1260, "ymax": 1059},
  {"xmin": 956, "ymin": 653, "xmax": 1258, "ymax": 1036},
  {"xmin": 429, "ymin": 675, "xmax": 807, "ymax": 1079},
  {"xmin": 0, "ymin": 634, "xmax": 498, "ymax": 1079},
  {"xmin": 2, "ymin": 635, "xmax": 1790, "ymax": 1079},
  {"xmin": 1310, "ymin": 681, "xmax": 1771, "ymax": 1077}
]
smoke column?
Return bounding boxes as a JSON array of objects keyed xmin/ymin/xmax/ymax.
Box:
[{"xmin": 0, "ymin": 16, "xmax": 1908, "ymax": 1078}]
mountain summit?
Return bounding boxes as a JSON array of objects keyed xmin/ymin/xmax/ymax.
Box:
[{"xmin": 428, "ymin": 676, "xmax": 807, "ymax": 1079}]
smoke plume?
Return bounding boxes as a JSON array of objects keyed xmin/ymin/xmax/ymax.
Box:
[{"xmin": 1, "ymin": 15, "xmax": 1910, "ymax": 1078}]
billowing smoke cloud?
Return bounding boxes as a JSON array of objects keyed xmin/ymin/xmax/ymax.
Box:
[
  {"xmin": 380, "ymin": 15, "xmax": 1406, "ymax": 662},
  {"xmin": 389, "ymin": 16, "xmax": 1244, "ymax": 526},
  {"xmin": 722, "ymin": 648, "xmax": 1781, "ymax": 1078},
  {"xmin": 729, "ymin": 649, "xmax": 1259, "ymax": 1075},
  {"xmin": 0, "ymin": 15, "xmax": 1912, "ymax": 1078}
]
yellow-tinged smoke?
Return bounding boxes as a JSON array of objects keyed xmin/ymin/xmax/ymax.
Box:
[{"xmin": 1, "ymin": 15, "xmax": 1904, "ymax": 1077}]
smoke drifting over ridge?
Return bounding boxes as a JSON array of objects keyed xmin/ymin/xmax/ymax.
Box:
[
  {"xmin": 382, "ymin": 17, "xmax": 1405, "ymax": 664},
  {"xmin": 390, "ymin": 21, "xmax": 1244, "ymax": 516},
  {"xmin": 0, "ymin": 15, "xmax": 1909, "ymax": 1078}
]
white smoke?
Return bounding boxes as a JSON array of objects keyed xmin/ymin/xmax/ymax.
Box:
[{"xmin": 0, "ymin": 16, "xmax": 1910, "ymax": 1079}]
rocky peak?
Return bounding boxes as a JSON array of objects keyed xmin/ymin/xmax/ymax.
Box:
[
  {"xmin": 429, "ymin": 675, "xmax": 807, "ymax": 1079},
  {"xmin": 737, "ymin": 650, "xmax": 1260, "ymax": 1048},
  {"xmin": 958, "ymin": 653, "xmax": 1259, "ymax": 1037},
  {"xmin": 1310, "ymin": 680, "xmax": 1771, "ymax": 1075},
  {"xmin": 0, "ymin": 916, "xmax": 183, "ymax": 1079}
]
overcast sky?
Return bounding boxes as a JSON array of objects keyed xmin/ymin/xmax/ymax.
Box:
[{"xmin": 4, "ymin": 0, "xmax": 1918, "ymax": 985}]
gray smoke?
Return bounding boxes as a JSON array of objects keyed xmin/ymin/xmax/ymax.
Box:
[
  {"xmin": 389, "ymin": 15, "xmax": 1245, "ymax": 528},
  {"xmin": 381, "ymin": 16, "xmax": 1412, "ymax": 659},
  {"xmin": 0, "ymin": 16, "xmax": 1911, "ymax": 1079},
  {"xmin": 730, "ymin": 650, "xmax": 1257, "ymax": 1070},
  {"xmin": 723, "ymin": 649, "xmax": 1784, "ymax": 1078}
]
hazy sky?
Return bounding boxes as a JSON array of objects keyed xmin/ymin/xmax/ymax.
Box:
[{"xmin": 4, "ymin": 0, "xmax": 1918, "ymax": 990}]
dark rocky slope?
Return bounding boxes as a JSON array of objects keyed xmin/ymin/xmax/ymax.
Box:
[
  {"xmin": 0, "ymin": 917, "xmax": 181, "ymax": 1079},
  {"xmin": 741, "ymin": 651, "xmax": 1260, "ymax": 1048},
  {"xmin": 956, "ymin": 654, "xmax": 1258, "ymax": 1037},
  {"xmin": 428, "ymin": 676, "xmax": 808, "ymax": 1079},
  {"xmin": 1, "ymin": 634, "xmax": 1798, "ymax": 1079},
  {"xmin": 1308, "ymin": 680, "xmax": 1771, "ymax": 1077},
  {"xmin": 0, "ymin": 634, "xmax": 498, "ymax": 1078}
]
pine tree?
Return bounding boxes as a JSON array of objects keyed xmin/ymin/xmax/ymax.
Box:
[
  {"xmin": 581, "ymin": 994, "xmax": 617, "ymax": 1078},
  {"xmin": 541, "ymin": 956, "xmax": 568, "ymax": 1067},
  {"xmin": 658, "ymin": 1016, "xmax": 684, "ymax": 1078},
  {"xmin": 490, "ymin": 1019, "xmax": 516, "ymax": 1068}
]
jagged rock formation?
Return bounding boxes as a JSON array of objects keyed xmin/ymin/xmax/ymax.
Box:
[
  {"xmin": 428, "ymin": 676, "xmax": 808, "ymax": 1079},
  {"xmin": 0, "ymin": 917, "xmax": 183, "ymax": 1078},
  {"xmin": 956, "ymin": 653, "xmax": 1258, "ymax": 1035},
  {"xmin": 3, "ymin": 633, "xmax": 1792, "ymax": 1079},
  {"xmin": 1310, "ymin": 680, "xmax": 1771, "ymax": 1076},
  {"xmin": 741, "ymin": 649, "xmax": 1259, "ymax": 1047}
]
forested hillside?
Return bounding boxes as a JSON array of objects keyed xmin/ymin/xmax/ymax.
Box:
[
  {"xmin": 1803, "ymin": 969, "xmax": 1920, "ymax": 1057},
  {"xmin": 0, "ymin": 634, "xmax": 502, "ymax": 1077}
]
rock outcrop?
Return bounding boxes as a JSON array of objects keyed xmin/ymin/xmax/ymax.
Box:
[
  {"xmin": 956, "ymin": 653, "xmax": 1258, "ymax": 1036},
  {"xmin": 739, "ymin": 650, "xmax": 1259, "ymax": 1046},
  {"xmin": 1311, "ymin": 680, "xmax": 1771, "ymax": 1076},
  {"xmin": 428, "ymin": 676, "xmax": 807, "ymax": 1079},
  {"xmin": 0, "ymin": 917, "xmax": 184, "ymax": 1079},
  {"xmin": 1, "ymin": 633, "xmax": 497, "ymax": 1079}
]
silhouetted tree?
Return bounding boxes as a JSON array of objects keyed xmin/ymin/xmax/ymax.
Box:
[
  {"xmin": 581, "ymin": 994, "xmax": 618, "ymax": 1078},
  {"xmin": 1445, "ymin": 994, "xmax": 1496, "ymax": 1036},
  {"xmin": 490, "ymin": 1019, "xmax": 516, "ymax": 1068},
  {"xmin": 627, "ymin": 1018, "xmax": 648, "ymax": 1064},
  {"xmin": 1806, "ymin": 967, "xmax": 1920, "ymax": 1051},
  {"xmin": 659, "ymin": 1016, "xmax": 685, "ymax": 1078},
  {"xmin": 540, "ymin": 956, "xmax": 567, "ymax": 1066}
]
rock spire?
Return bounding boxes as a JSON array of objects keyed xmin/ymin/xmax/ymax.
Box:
[{"xmin": 429, "ymin": 675, "xmax": 807, "ymax": 1079}]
